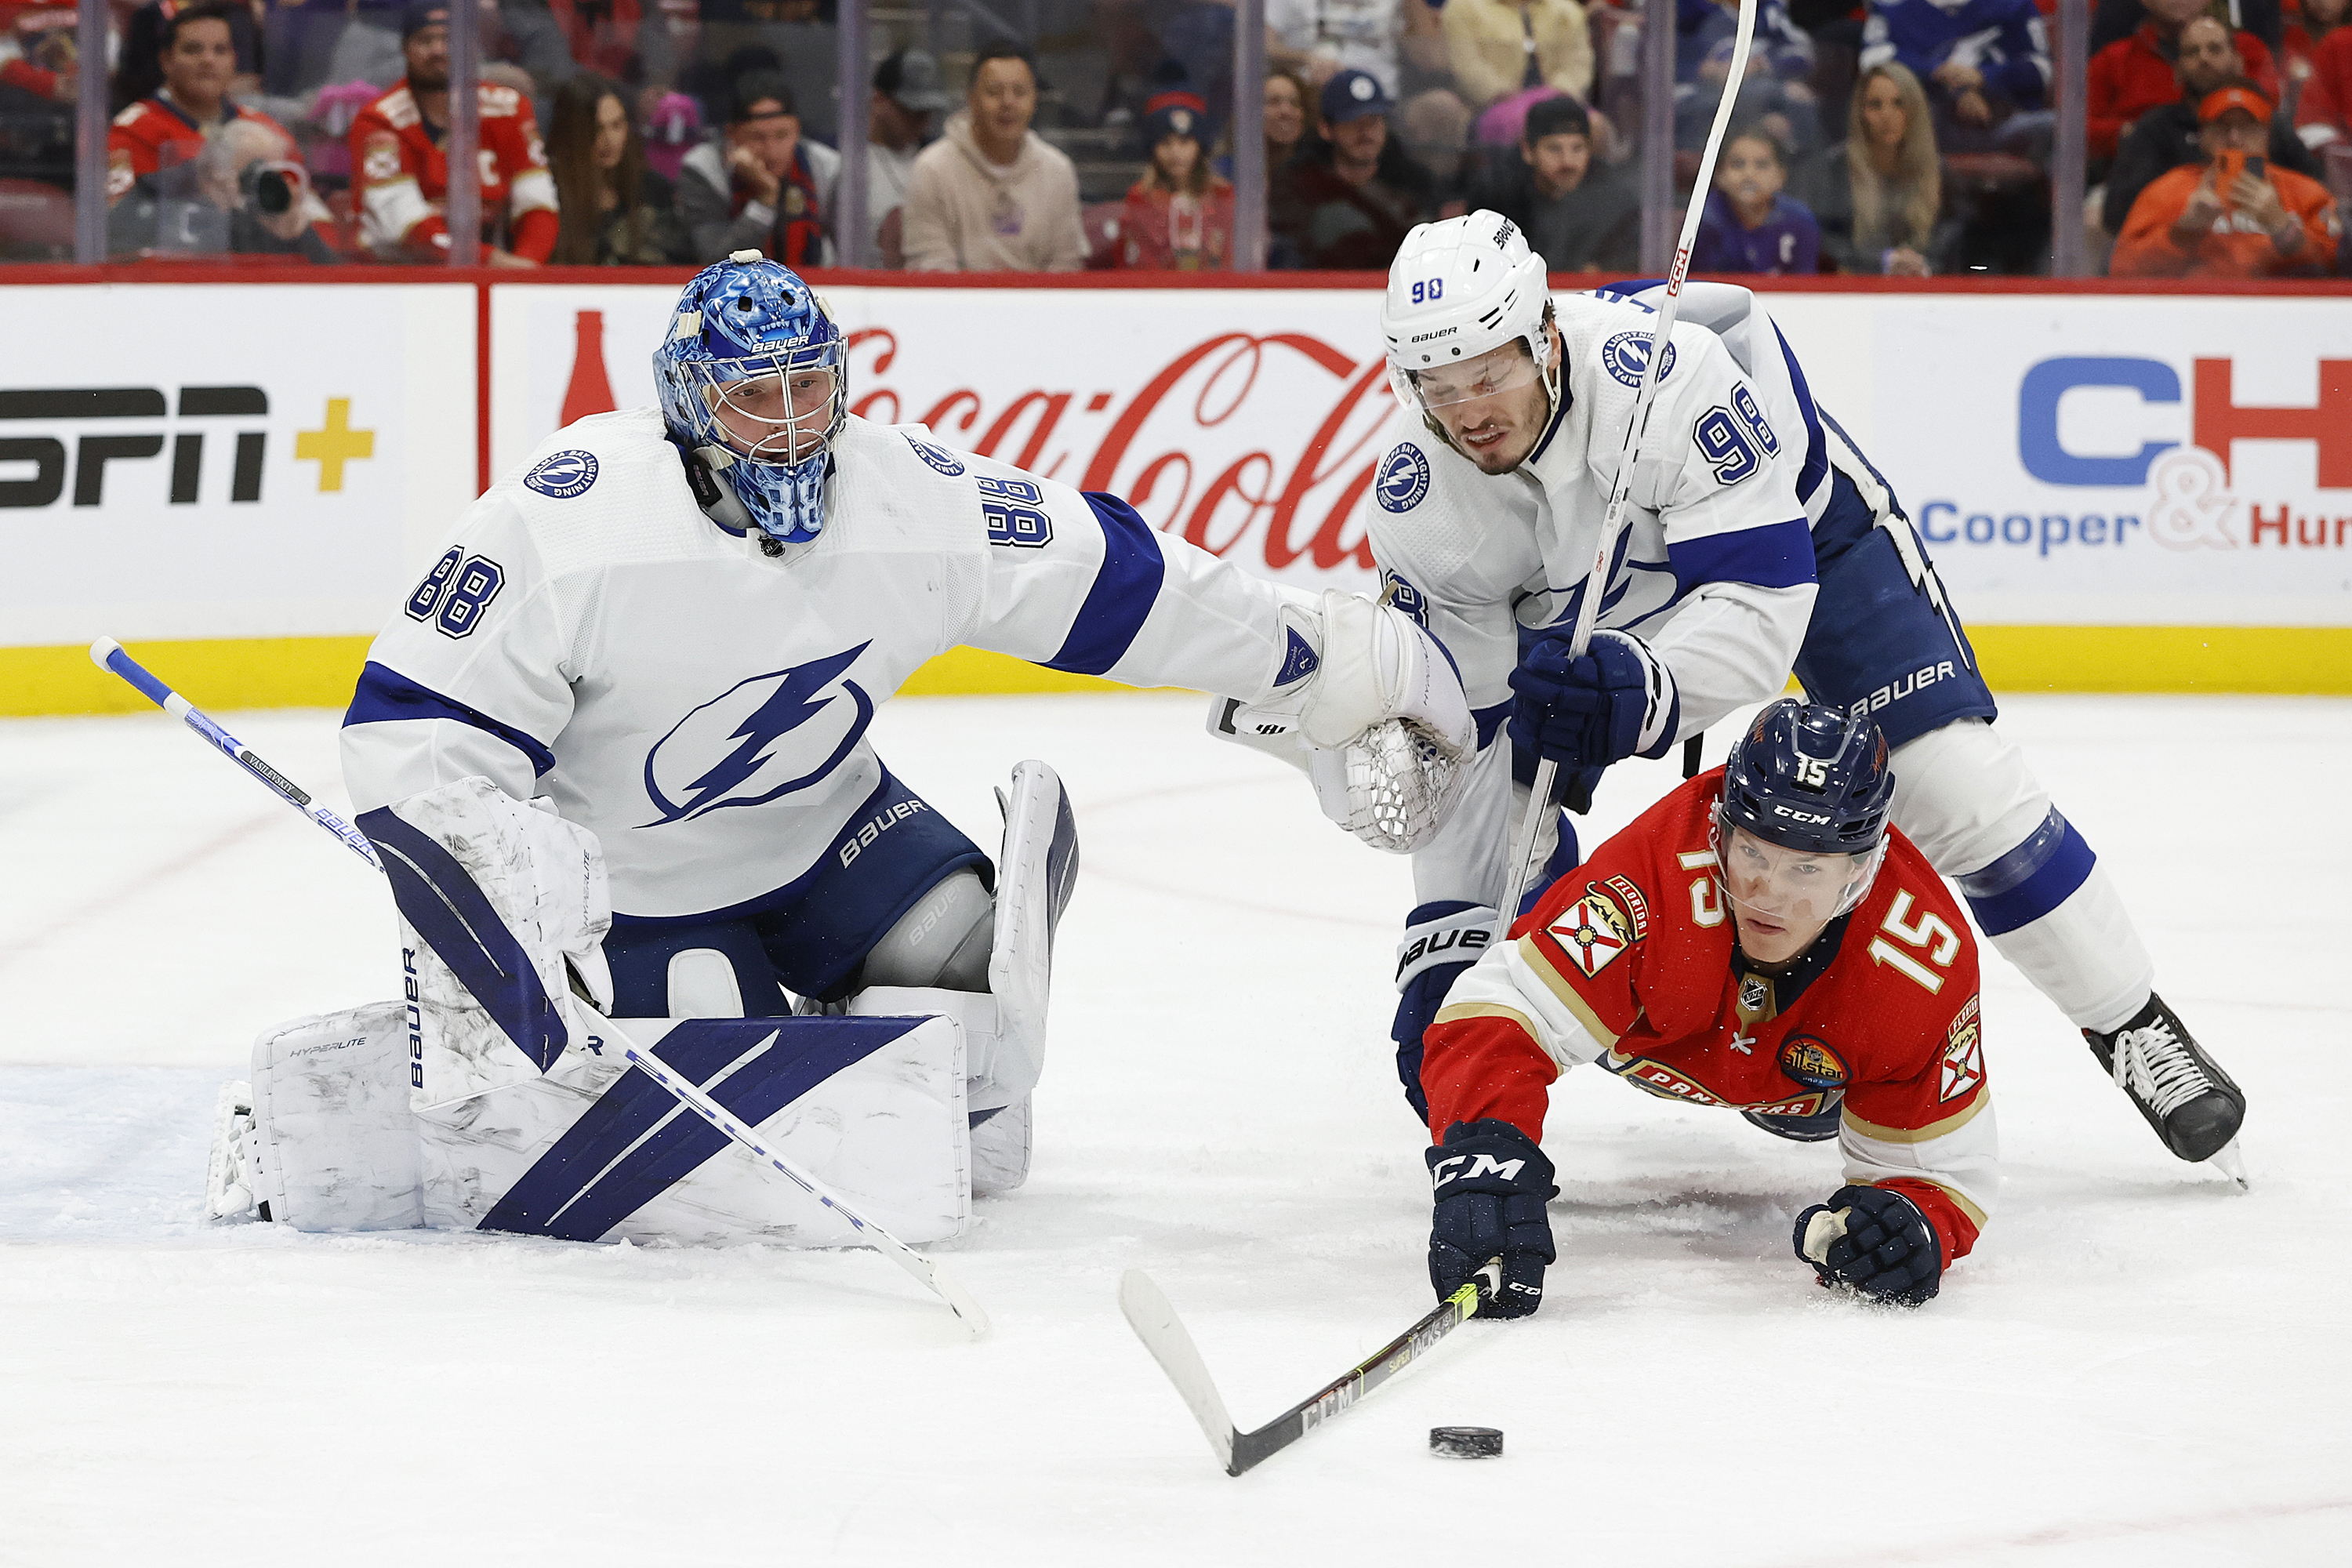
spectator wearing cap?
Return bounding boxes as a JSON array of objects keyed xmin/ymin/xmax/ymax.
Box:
[
  {"xmin": 1120, "ymin": 89, "xmax": 1234, "ymax": 269},
  {"xmin": 858, "ymin": 47, "xmax": 950, "ymax": 267},
  {"xmin": 2112, "ymin": 81, "xmax": 2340, "ymax": 274},
  {"xmin": 1466, "ymin": 93, "xmax": 1638, "ymax": 270},
  {"xmin": 902, "ymin": 41, "xmax": 1086, "ymax": 271},
  {"xmin": 678, "ymin": 71, "xmax": 839, "ymax": 264},
  {"xmin": 1269, "ymin": 67, "xmax": 1432, "ymax": 268},
  {"xmin": 2086, "ymin": 0, "xmax": 2278, "ymax": 165},
  {"xmin": 2103, "ymin": 15, "xmax": 2319, "ymax": 233},
  {"xmin": 1265, "ymin": 0, "xmax": 1446, "ymax": 100},
  {"xmin": 1441, "ymin": 0, "xmax": 1595, "ymax": 111}
]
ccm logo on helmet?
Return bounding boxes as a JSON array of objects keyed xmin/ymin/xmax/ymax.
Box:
[
  {"xmin": 1772, "ymin": 805, "xmax": 1832, "ymax": 824},
  {"xmin": 1431, "ymin": 1152, "xmax": 1526, "ymax": 1188}
]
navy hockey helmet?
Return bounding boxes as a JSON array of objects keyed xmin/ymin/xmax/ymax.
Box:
[
  {"xmin": 655, "ymin": 251, "xmax": 848, "ymax": 546},
  {"xmin": 1714, "ymin": 698, "xmax": 1895, "ymax": 918}
]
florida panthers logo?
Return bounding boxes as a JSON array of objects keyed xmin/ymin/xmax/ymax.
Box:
[
  {"xmin": 1601, "ymin": 331, "xmax": 1676, "ymax": 390},
  {"xmin": 1374, "ymin": 443, "xmax": 1431, "ymax": 514},
  {"xmin": 641, "ymin": 644, "xmax": 875, "ymax": 825}
]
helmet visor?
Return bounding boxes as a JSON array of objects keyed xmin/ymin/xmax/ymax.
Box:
[
  {"xmin": 688, "ymin": 340, "xmax": 847, "ymax": 466},
  {"xmin": 1407, "ymin": 341, "xmax": 1545, "ymax": 412}
]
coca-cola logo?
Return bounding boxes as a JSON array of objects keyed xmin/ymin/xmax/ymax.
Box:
[{"xmin": 840, "ymin": 327, "xmax": 1392, "ymax": 578}]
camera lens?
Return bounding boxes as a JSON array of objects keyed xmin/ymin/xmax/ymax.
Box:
[{"xmin": 256, "ymin": 169, "xmax": 292, "ymax": 215}]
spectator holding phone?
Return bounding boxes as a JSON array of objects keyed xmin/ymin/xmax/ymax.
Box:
[{"xmin": 2112, "ymin": 81, "xmax": 2340, "ymax": 274}]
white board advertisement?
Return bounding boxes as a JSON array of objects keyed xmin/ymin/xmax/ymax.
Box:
[{"xmin": 0, "ymin": 283, "xmax": 477, "ymax": 648}]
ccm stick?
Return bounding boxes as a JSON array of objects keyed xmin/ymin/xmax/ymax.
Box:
[
  {"xmin": 1494, "ymin": 0, "xmax": 1761, "ymax": 936},
  {"xmin": 90, "ymin": 637, "xmax": 991, "ymax": 1337},
  {"xmin": 1119, "ymin": 1261, "xmax": 1498, "ymax": 1476}
]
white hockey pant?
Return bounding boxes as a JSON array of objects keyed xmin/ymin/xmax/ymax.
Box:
[{"xmin": 1888, "ymin": 719, "xmax": 2154, "ymax": 1034}]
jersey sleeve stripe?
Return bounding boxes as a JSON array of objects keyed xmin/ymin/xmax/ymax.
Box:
[
  {"xmin": 1953, "ymin": 807, "xmax": 2096, "ymax": 937},
  {"xmin": 1886, "ymin": 1175, "xmax": 1988, "ymax": 1232},
  {"xmin": 344, "ymin": 660, "xmax": 558, "ymax": 776},
  {"xmin": 1665, "ymin": 516, "xmax": 1816, "ymax": 593},
  {"xmin": 1841, "ymin": 1094, "xmax": 1987, "ymax": 1145},
  {"xmin": 1042, "ymin": 492, "xmax": 1167, "ymax": 676},
  {"xmin": 1515, "ymin": 935, "xmax": 1624, "ymax": 1048},
  {"xmin": 1432, "ymin": 1000, "xmax": 1544, "ymax": 1039},
  {"xmin": 1771, "ymin": 324, "xmax": 1828, "ymax": 505}
]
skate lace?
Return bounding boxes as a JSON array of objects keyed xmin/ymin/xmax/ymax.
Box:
[{"xmin": 2111, "ymin": 1018, "xmax": 2211, "ymax": 1120}]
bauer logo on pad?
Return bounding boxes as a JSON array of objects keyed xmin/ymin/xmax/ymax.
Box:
[{"xmin": 525, "ymin": 450, "xmax": 600, "ymax": 499}]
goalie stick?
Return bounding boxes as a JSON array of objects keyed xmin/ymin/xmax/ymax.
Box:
[
  {"xmin": 93, "ymin": 636, "xmax": 991, "ymax": 1338},
  {"xmin": 1496, "ymin": 0, "xmax": 1760, "ymax": 937},
  {"xmin": 1119, "ymin": 1261, "xmax": 1497, "ymax": 1476}
]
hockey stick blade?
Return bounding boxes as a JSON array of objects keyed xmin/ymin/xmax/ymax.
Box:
[{"xmin": 1120, "ymin": 1261, "xmax": 1496, "ymax": 1477}]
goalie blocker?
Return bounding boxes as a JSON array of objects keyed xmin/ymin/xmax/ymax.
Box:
[{"xmin": 210, "ymin": 761, "xmax": 1078, "ymax": 1240}]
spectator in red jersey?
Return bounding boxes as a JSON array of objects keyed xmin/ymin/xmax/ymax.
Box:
[
  {"xmin": 2283, "ymin": 0, "xmax": 2350, "ymax": 85},
  {"xmin": 348, "ymin": 2, "xmax": 558, "ymax": 263},
  {"xmin": 1119, "ymin": 89, "xmax": 1234, "ymax": 269},
  {"xmin": 677, "ymin": 71, "xmax": 839, "ymax": 265},
  {"xmin": 2086, "ymin": 0, "xmax": 2279, "ymax": 163},
  {"xmin": 2112, "ymin": 80, "xmax": 2340, "ymax": 273},
  {"xmin": 2103, "ymin": 15, "xmax": 2321, "ymax": 230},
  {"xmin": 544, "ymin": 72, "xmax": 692, "ymax": 264},
  {"xmin": 107, "ymin": 3, "xmax": 297, "ymax": 200},
  {"xmin": 2296, "ymin": 12, "xmax": 2352, "ymax": 143}
]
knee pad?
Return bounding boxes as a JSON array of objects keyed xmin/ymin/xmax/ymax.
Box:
[
  {"xmin": 862, "ymin": 869, "xmax": 994, "ymax": 992},
  {"xmin": 1886, "ymin": 720, "xmax": 2053, "ymax": 880}
]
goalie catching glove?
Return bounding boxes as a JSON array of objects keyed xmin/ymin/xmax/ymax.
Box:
[
  {"xmin": 1212, "ymin": 590, "xmax": 1474, "ymax": 853},
  {"xmin": 1792, "ymin": 1185, "xmax": 1944, "ymax": 1307}
]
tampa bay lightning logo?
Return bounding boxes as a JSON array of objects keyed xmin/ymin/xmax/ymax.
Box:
[
  {"xmin": 524, "ymin": 449, "xmax": 599, "ymax": 499},
  {"xmin": 904, "ymin": 434, "xmax": 966, "ymax": 477},
  {"xmin": 1374, "ymin": 443, "xmax": 1431, "ymax": 514},
  {"xmin": 641, "ymin": 644, "xmax": 876, "ymax": 825},
  {"xmin": 1601, "ymin": 331, "xmax": 1675, "ymax": 389}
]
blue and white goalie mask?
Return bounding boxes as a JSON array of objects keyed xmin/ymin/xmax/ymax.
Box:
[{"xmin": 655, "ymin": 252, "xmax": 848, "ymax": 546}]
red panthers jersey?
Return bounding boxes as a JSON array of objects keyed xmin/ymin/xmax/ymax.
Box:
[
  {"xmin": 107, "ymin": 94, "xmax": 297, "ymax": 198},
  {"xmin": 349, "ymin": 78, "xmax": 557, "ymax": 261},
  {"xmin": 1423, "ymin": 767, "xmax": 1995, "ymax": 1265}
]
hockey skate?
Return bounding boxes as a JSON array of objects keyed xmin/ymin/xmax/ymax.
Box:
[{"xmin": 2085, "ymin": 995, "xmax": 2245, "ymax": 1165}]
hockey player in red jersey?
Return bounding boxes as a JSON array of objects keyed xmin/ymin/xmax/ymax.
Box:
[
  {"xmin": 349, "ymin": 3, "xmax": 557, "ymax": 263},
  {"xmin": 1421, "ymin": 699, "xmax": 1993, "ymax": 1314}
]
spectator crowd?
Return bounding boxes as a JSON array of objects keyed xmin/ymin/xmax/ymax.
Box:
[{"xmin": 0, "ymin": 0, "xmax": 2340, "ymax": 274}]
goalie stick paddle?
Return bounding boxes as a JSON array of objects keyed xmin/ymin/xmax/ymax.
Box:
[
  {"xmin": 93, "ymin": 638, "xmax": 991, "ymax": 1337},
  {"xmin": 1494, "ymin": 0, "xmax": 1761, "ymax": 938},
  {"xmin": 1119, "ymin": 1261, "xmax": 1497, "ymax": 1476}
]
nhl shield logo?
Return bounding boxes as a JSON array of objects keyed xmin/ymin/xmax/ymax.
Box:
[{"xmin": 1739, "ymin": 975, "xmax": 1770, "ymax": 1013}]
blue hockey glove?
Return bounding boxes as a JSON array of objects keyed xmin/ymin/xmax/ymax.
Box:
[
  {"xmin": 1506, "ymin": 629, "xmax": 1679, "ymax": 773},
  {"xmin": 1792, "ymin": 1185, "xmax": 1943, "ymax": 1306},
  {"xmin": 1428, "ymin": 1119, "xmax": 1557, "ymax": 1319},
  {"xmin": 1391, "ymin": 902, "xmax": 1497, "ymax": 1123}
]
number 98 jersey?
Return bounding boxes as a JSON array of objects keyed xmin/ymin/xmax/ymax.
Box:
[{"xmin": 1423, "ymin": 767, "xmax": 1997, "ymax": 1265}]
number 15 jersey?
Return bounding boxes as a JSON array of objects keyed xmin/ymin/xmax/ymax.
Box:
[{"xmin": 1422, "ymin": 768, "xmax": 1997, "ymax": 1265}]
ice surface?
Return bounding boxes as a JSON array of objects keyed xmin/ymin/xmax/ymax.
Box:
[{"xmin": 3, "ymin": 693, "xmax": 2347, "ymax": 1566}]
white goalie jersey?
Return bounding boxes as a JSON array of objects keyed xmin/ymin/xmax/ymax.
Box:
[
  {"xmin": 343, "ymin": 408, "xmax": 1325, "ymax": 920},
  {"xmin": 1370, "ymin": 289, "xmax": 1823, "ymax": 909}
]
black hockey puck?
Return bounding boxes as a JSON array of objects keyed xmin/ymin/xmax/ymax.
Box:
[{"xmin": 1429, "ymin": 1425, "xmax": 1504, "ymax": 1458}]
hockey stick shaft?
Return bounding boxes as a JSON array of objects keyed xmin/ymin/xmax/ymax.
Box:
[
  {"xmin": 1120, "ymin": 1261, "xmax": 1495, "ymax": 1476},
  {"xmin": 96, "ymin": 639, "xmax": 987, "ymax": 1335},
  {"xmin": 1495, "ymin": 0, "xmax": 1759, "ymax": 933},
  {"xmin": 90, "ymin": 637, "xmax": 384, "ymax": 872}
]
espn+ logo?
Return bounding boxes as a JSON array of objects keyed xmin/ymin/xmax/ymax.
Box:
[
  {"xmin": 1919, "ymin": 356, "xmax": 2351, "ymax": 557},
  {"xmin": 0, "ymin": 386, "xmax": 270, "ymax": 508}
]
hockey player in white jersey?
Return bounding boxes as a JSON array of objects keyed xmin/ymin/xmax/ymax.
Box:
[
  {"xmin": 217, "ymin": 253, "xmax": 1470, "ymax": 1243},
  {"xmin": 1366, "ymin": 212, "xmax": 2243, "ymax": 1168}
]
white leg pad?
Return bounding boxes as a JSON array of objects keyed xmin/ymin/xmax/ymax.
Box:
[
  {"xmin": 248, "ymin": 1001, "xmax": 425, "ymax": 1231},
  {"xmin": 979, "ymin": 758, "xmax": 1079, "ymax": 1112},
  {"xmin": 1978, "ymin": 864, "xmax": 2155, "ymax": 1034}
]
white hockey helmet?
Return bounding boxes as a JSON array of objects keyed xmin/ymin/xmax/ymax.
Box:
[{"xmin": 1379, "ymin": 210, "xmax": 1557, "ymax": 427}]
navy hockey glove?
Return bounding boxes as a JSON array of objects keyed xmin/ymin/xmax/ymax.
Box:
[
  {"xmin": 1507, "ymin": 629, "xmax": 1679, "ymax": 774},
  {"xmin": 1428, "ymin": 1119, "xmax": 1558, "ymax": 1319},
  {"xmin": 1792, "ymin": 1185, "xmax": 1943, "ymax": 1306}
]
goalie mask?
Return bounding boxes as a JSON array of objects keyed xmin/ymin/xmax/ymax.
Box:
[
  {"xmin": 655, "ymin": 252, "xmax": 848, "ymax": 546},
  {"xmin": 1379, "ymin": 210, "xmax": 1559, "ymax": 460},
  {"xmin": 1711, "ymin": 698, "xmax": 1894, "ymax": 927}
]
